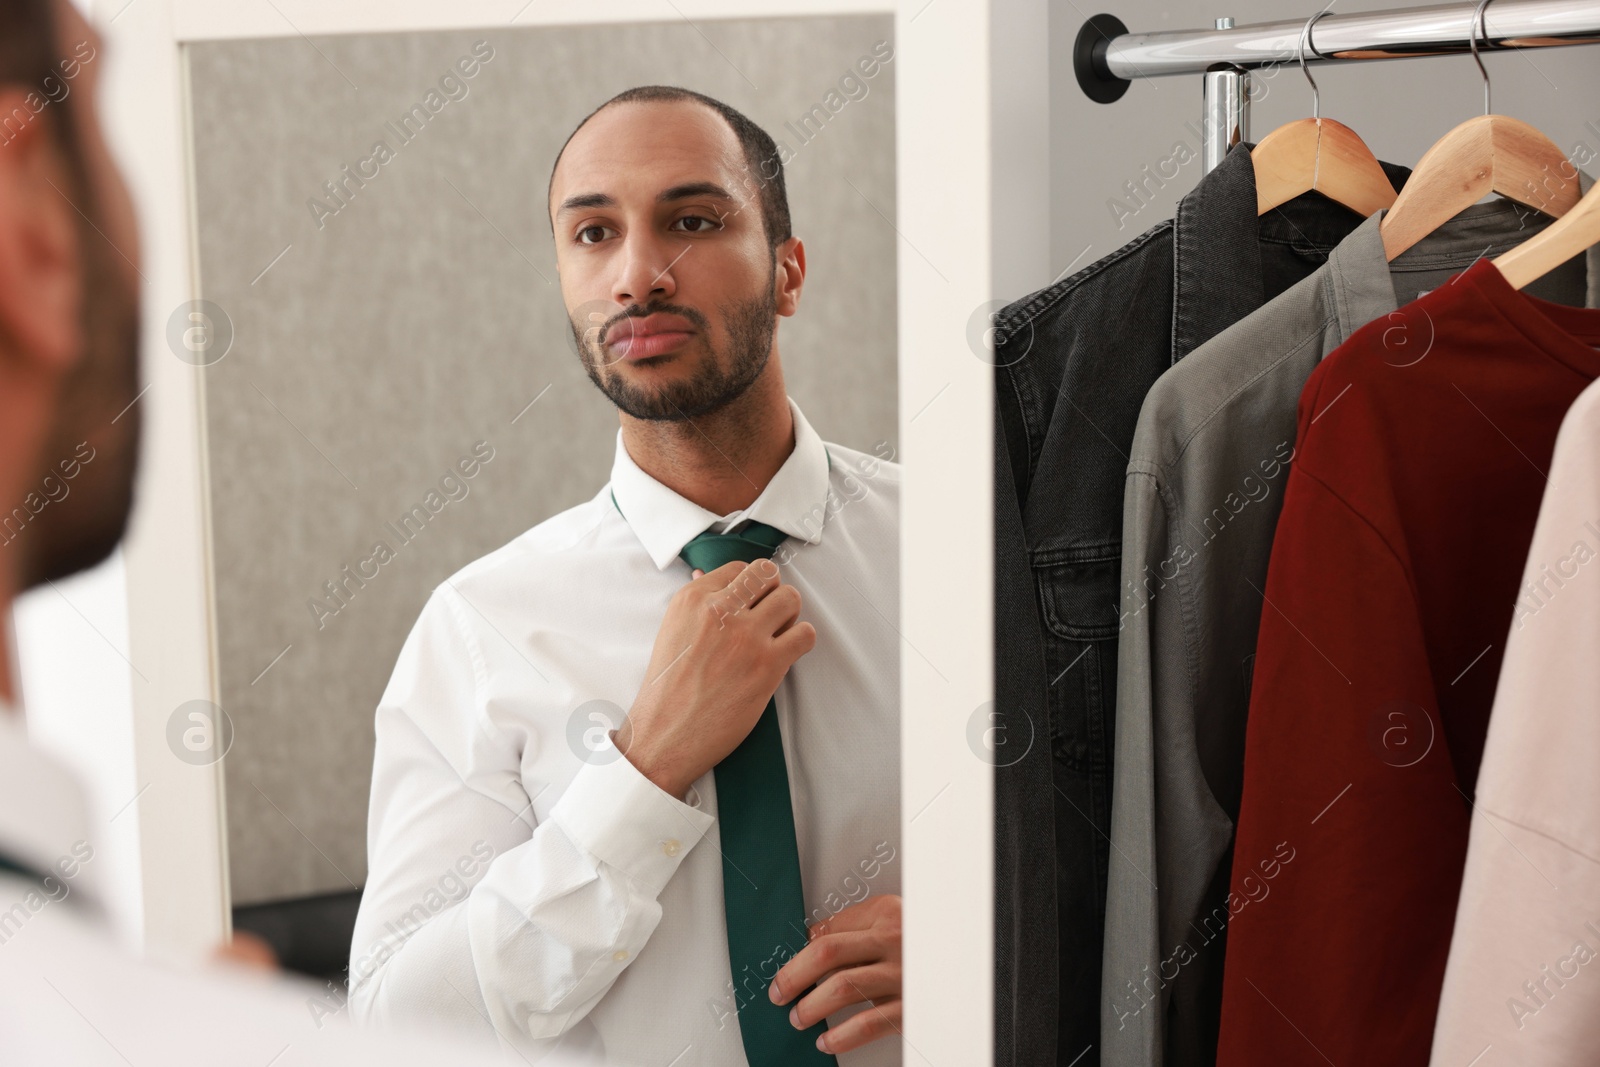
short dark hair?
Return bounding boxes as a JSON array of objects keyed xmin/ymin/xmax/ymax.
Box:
[
  {"xmin": 548, "ymin": 85, "xmax": 792, "ymax": 252},
  {"xmin": 0, "ymin": 0, "xmax": 90, "ymax": 205}
]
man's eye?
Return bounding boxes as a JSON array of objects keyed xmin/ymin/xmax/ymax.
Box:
[
  {"xmin": 672, "ymin": 215, "xmax": 721, "ymax": 234},
  {"xmin": 576, "ymin": 225, "xmax": 611, "ymax": 245}
]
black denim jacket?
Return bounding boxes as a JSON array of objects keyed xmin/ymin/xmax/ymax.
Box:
[{"xmin": 992, "ymin": 143, "xmax": 1411, "ymax": 1067}]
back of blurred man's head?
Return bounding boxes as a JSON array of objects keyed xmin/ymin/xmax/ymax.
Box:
[{"xmin": 0, "ymin": 0, "xmax": 141, "ymax": 594}]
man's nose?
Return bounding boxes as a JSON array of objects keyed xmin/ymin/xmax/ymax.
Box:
[{"xmin": 612, "ymin": 230, "xmax": 681, "ymax": 306}]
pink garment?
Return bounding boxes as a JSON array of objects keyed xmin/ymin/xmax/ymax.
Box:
[{"xmin": 1430, "ymin": 374, "xmax": 1600, "ymax": 1067}]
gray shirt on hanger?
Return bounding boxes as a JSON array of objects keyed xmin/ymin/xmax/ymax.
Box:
[{"xmin": 1100, "ymin": 176, "xmax": 1600, "ymax": 1067}]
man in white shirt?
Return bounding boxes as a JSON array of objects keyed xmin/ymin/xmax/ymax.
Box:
[
  {"xmin": 348, "ymin": 87, "xmax": 903, "ymax": 1064},
  {"xmin": 0, "ymin": 1, "xmax": 579, "ymax": 1062}
]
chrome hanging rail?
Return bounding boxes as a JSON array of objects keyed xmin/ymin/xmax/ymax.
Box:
[
  {"xmin": 1077, "ymin": 0, "xmax": 1600, "ymax": 87},
  {"xmin": 1074, "ymin": 0, "xmax": 1600, "ymax": 172}
]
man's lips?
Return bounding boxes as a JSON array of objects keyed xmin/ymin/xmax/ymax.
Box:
[
  {"xmin": 607, "ymin": 330, "xmax": 694, "ymax": 359},
  {"xmin": 605, "ymin": 314, "xmax": 696, "ymax": 360}
]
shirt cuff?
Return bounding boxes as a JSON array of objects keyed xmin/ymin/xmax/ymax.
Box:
[{"xmin": 549, "ymin": 751, "xmax": 716, "ymax": 896}]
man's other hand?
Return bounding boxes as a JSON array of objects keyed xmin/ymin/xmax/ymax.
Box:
[{"xmin": 768, "ymin": 893, "xmax": 902, "ymax": 1055}]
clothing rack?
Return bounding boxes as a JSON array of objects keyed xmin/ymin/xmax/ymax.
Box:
[{"xmin": 1074, "ymin": 0, "xmax": 1600, "ymax": 172}]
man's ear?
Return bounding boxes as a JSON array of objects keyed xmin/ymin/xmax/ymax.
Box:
[
  {"xmin": 775, "ymin": 235, "xmax": 805, "ymax": 318},
  {"xmin": 0, "ymin": 89, "xmax": 83, "ymax": 375}
]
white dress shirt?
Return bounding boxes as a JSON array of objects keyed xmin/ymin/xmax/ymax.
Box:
[
  {"xmin": 349, "ymin": 395, "xmax": 902, "ymax": 1066},
  {"xmin": 0, "ymin": 701, "xmax": 537, "ymax": 1067}
]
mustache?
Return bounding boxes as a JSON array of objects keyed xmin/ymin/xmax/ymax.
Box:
[{"xmin": 599, "ymin": 304, "xmax": 709, "ymax": 346}]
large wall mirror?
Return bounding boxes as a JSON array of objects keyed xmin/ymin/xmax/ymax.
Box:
[{"xmin": 179, "ymin": 7, "xmax": 901, "ymax": 1058}]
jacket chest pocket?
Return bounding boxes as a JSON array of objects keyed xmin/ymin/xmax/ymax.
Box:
[
  {"xmin": 1032, "ymin": 551, "xmax": 1121, "ymax": 772},
  {"xmin": 1035, "ymin": 552, "xmax": 1121, "ymax": 642}
]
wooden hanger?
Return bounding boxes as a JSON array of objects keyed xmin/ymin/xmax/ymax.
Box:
[
  {"xmin": 1255, "ymin": 118, "xmax": 1398, "ymax": 216},
  {"xmin": 1255, "ymin": 9, "xmax": 1397, "ymax": 217},
  {"xmin": 1379, "ymin": 0, "xmax": 1582, "ymax": 260},
  {"xmin": 1493, "ymin": 178, "xmax": 1600, "ymax": 289}
]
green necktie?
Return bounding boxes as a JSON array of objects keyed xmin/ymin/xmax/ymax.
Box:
[{"xmin": 680, "ymin": 520, "xmax": 838, "ymax": 1065}]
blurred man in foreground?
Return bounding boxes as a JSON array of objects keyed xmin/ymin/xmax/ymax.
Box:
[{"xmin": 0, "ymin": 1, "xmax": 591, "ymax": 1062}]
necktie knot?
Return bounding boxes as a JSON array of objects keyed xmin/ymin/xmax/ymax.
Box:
[{"xmin": 679, "ymin": 521, "xmax": 788, "ymax": 573}]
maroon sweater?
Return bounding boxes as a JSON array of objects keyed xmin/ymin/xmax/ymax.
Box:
[{"xmin": 1217, "ymin": 257, "xmax": 1600, "ymax": 1065}]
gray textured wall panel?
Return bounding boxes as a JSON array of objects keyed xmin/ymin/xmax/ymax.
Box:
[{"xmin": 186, "ymin": 14, "xmax": 897, "ymax": 905}]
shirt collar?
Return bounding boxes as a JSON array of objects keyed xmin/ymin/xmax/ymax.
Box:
[
  {"xmin": 1324, "ymin": 169, "xmax": 1600, "ymax": 344},
  {"xmin": 0, "ymin": 699, "xmax": 93, "ymax": 882},
  {"xmin": 609, "ymin": 395, "xmax": 833, "ymax": 571},
  {"xmin": 1170, "ymin": 140, "xmax": 1411, "ymax": 362}
]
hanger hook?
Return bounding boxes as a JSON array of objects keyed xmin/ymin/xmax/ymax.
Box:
[
  {"xmin": 1470, "ymin": 0, "xmax": 1493, "ymax": 115},
  {"xmin": 1299, "ymin": 6, "xmax": 1332, "ymax": 122}
]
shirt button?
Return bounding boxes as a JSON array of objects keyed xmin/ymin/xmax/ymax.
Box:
[
  {"xmin": 661, "ymin": 838, "xmax": 681, "ymax": 856},
  {"xmin": 613, "ymin": 949, "xmax": 629, "ymax": 961}
]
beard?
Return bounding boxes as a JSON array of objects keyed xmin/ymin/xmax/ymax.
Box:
[
  {"xmin": 17, "ymin": 210, "xmax": 142, "ymax": 591},
  {"xmin": 571, "ymin": 261, "xmax": 778, "ymax": 422}
]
